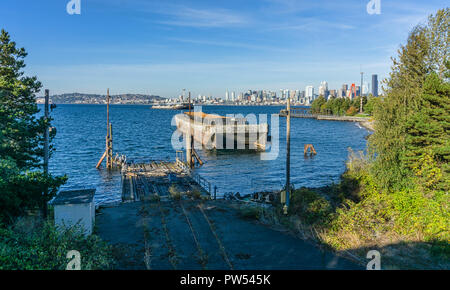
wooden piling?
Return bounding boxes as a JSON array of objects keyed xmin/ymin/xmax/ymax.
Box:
[
  {"xmin": 186, "ymin": 133, "xmax": 192, "ymax": 168},
  {"xmin": 107, "ymin": 123, "xmax": 113, "ymax": 169},
  {"xmin": 304, "ymin": 144, "xmax": 317, "ymax": 156}
]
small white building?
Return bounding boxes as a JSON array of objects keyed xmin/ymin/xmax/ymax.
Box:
[{"xmin": 51, "ymin": 189, "xmax": 96, "ymax": 236}]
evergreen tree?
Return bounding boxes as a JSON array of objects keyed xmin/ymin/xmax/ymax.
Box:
[
  {"xmin": 0, "ymin": 29, "xmax": 65, "ymax": 223},
  {"xmin": 369, "ymin": 9, "xmax": 449, "ymax": 190},
  {"xmin": 0, "ymin": 29, "xmax": 44, "ymax": 169},
  {"xmin": 403, "ymin": 72, "xmax": 450, "ymax": 191}
]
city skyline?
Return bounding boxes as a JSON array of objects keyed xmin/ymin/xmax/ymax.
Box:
[{"xmin": 1, "ymin": 0, "xmax": 447, "ymax": 97}]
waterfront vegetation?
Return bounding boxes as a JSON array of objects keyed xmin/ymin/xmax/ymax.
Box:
[
  {"xmin": 275, "ymin": 9, "xmax": 449, "ymax": 269},
  {"xmin": 0, "ymin": 29, "xmax": 113, "ymax": 269},
  {"xmin": 0, "ymin": 218, "xmax": 113, "ymax": 270},
  {"xmin": 310, "ymin": 94, "xmax": 379, "ymax": 117}
]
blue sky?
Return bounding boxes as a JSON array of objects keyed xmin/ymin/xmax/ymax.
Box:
[{"xmin": 0, "ymin": 0, "xmax": 447, "ymax": 97}]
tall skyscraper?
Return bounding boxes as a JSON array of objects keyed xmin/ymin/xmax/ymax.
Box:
[
  {"xmin": 305, "ymin": 86, "xmax": 314, "ymax": 99},
  {"xmin": 372, "ymin": 74, "xmax": 378, "ymax": 97},
  {"xmin": 319, "ymin": 81, "xmax": 328, "ymax": 97},
  {"xmin": 225, "ymin": 90, "xmax": 229, "ymax": 101}
]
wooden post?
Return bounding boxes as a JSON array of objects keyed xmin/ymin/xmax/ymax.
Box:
[
  {"xmin": 96, "ymin": 150, "xmax": 107, "ymax": 169},
  {"xmin": 285, "ymin": 90, "xmax": 291, "ymax": 214},
  {"xmin": 186, "ymin": 133, "xmax": 192, "ymax": 168},
  {"xmin": 108, "ymin": 123, "xmax": 113, "ymax": 168},
  {"xmin": 43, "ymin": 89, "xmax": 50, "ymax": 218},
  {"xmin": 185, "ymin": 91, "xmax": 194, "ymax": 168},
  {"xmin": 106, "ymin": 89, "xmax": 112, "ymax": 169}
]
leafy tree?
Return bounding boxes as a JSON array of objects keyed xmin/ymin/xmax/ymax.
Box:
[
  {"xmin": 369, "ymin": 9, "xmax": 449, "ymax": 190},
  {"xmin": 310, "ymin": 95, "xmax": 326, "ymax": 114},
  {"xmin": 364, "ymin": 96, "xmax": 380, "ymax": 115},
  {"xmin": 0, "ymin": 29, "xmax": 65, "ymax": 223},
  {"xmin": 346, "ymin": 106, "xmax": 358, "ymax": 116}
]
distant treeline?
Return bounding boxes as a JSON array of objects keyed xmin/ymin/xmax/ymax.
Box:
[{"xmin": 310, "ymin": 95, "xmax": 379, "ymax": 116}]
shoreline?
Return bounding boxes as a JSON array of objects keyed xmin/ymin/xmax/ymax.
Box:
[
  {"xmin": 359, "ymin": 119, "xmax": 375, "ymax": 131},
  {"xmin": 280, "ymin": 111, "xmax": 375, "ymax": 132}
]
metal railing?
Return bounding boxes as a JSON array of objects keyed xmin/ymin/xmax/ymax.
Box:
[{"xmin": 191, "ymin": 173, "xmax": 212, "ymax": 195}]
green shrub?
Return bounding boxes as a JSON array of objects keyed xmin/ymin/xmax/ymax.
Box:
[
  {"xmin": 0, "ymin": 220, "xmax": 113, "ymax": 270},
  {"xmin": 239, "ymin": 206, "xmax": 261, "ymax": 220},
  {"xmin": 290, "ymin": 188, "xmax": 333, "ymax": 225},
  {"xmin": 169, "ymin": 185, "xmax": 182, "ymax": 200}
]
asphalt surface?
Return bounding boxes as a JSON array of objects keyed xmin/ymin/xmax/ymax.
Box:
[{"xmin": 96, "ymin": 199, "xmax": 362, "ymax": 270}]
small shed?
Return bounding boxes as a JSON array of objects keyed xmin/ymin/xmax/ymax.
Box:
[{"xmin": 51, "ymin": 189, "xmax": 96, "ymax": 236}]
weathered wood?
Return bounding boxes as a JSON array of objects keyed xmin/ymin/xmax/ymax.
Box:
[
  {"xmin": 122, "ymin": 161, "xmax": 213, "ymax": 202},
  {"xmin": 186, "ymin": 133, "xmax": 193, "ymax": 168},
  {"xmin": 304, "ymin": 144, "xmax": 317, "ymax": 155},
  {"xmin": 192, "ymin": 148, "xmax": 203, "ymax": 166},
  {"xmin": 96, "ymin": 150, "xmax": 107, "ymax": 169}
]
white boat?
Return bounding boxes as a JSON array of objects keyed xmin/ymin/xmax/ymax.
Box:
[{"xmin": 152, "ymin": 103, "xmax": 191, "ymax": 110}]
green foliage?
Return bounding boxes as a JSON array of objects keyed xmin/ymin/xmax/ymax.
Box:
[
  {"xmin": 168, "ymin": 184, "xmax": 182, "ymax": 200},
  {"xmin": 0, "ymin": 220, "xmax": 113, "ymax": 270},
  {"xmin": 310, "ymin": 95, "xmax": 326, "ymax": 114},
  {"xmin": 346, "ymin": 106, "xmax": 358, "ymax": 116},
  {"xmin": 0, "ymin": 29, "xmax": 45, "ymax": 169},
  {"xmin": 403, "ymin": 73, "xmax": 450, "ymax": 191},
  {"xmin": 363, "ymin": 96, "xmax": 380, "ymax": 115},
  {"xmin": 277, "ymin": 10, "xmax": 450, "ymax": 268},
  {"xmin": 369, "ymin": 9, "xmax": 449, "ymax": 191},
  {"xmin": 0, "ymin": 158, "xmax": 67, "ymax": 223},
  {"xmin": 239, "ymin": 206, "xmax": 261, "ymax": 220},
  {"xmin": 290, "ymin": 188, "xmax": 333, "ymax": 225},
  {"xmin": 322, "ymin": 155, "xmax": 449, "ymax": 252},
  {"xmin": 310, "ymin": 95, "xmax": 374, "ymax": 116},
  {"xmin": 0, "ymin": 30, "xmax": 66, "ymax": 223}
]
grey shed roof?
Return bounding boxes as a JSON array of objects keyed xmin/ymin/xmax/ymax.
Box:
[{"xmin": 51, "ymin": 189, "xmax": 95, "ymax": 205}]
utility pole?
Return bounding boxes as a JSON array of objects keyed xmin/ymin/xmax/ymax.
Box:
[
  {"xmin": 43, "ymin": 89, "xmax": 50, "ymax": 218},
  {"xmin": 187, "ymin": 91, "xmax": 193, "ymax": 168},
  {"xmin": 284, "ymin": 90, "xmax": 291, "ymax": 215}
]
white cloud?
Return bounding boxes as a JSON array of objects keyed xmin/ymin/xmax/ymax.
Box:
[{"xmin": 152, "ymin": 5, "xmax": 247, "ymax": 28}]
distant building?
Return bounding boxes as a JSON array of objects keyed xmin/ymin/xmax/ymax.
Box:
[
  {"xmin": 305, "ymin": 86, "xmax": 314, "ymax": 99},
  {"xmin": 329, "ymin": 89, "xmax": 337, "ymax": 98},
  {"xmin": 318, "ymin": 81, "xmax": 328, "ymax": 97},
  {"xmin": 362, "ymin": 82, "xmax": 370, "ymax": 96},
  {"xmin": 372, "ymin": 74, "xmax": 378, "ymax": 97}
]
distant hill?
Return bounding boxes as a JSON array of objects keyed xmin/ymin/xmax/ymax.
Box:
[{"xmin": 36, "ymin": 93, "xmax": 165, "ymax": 104}]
